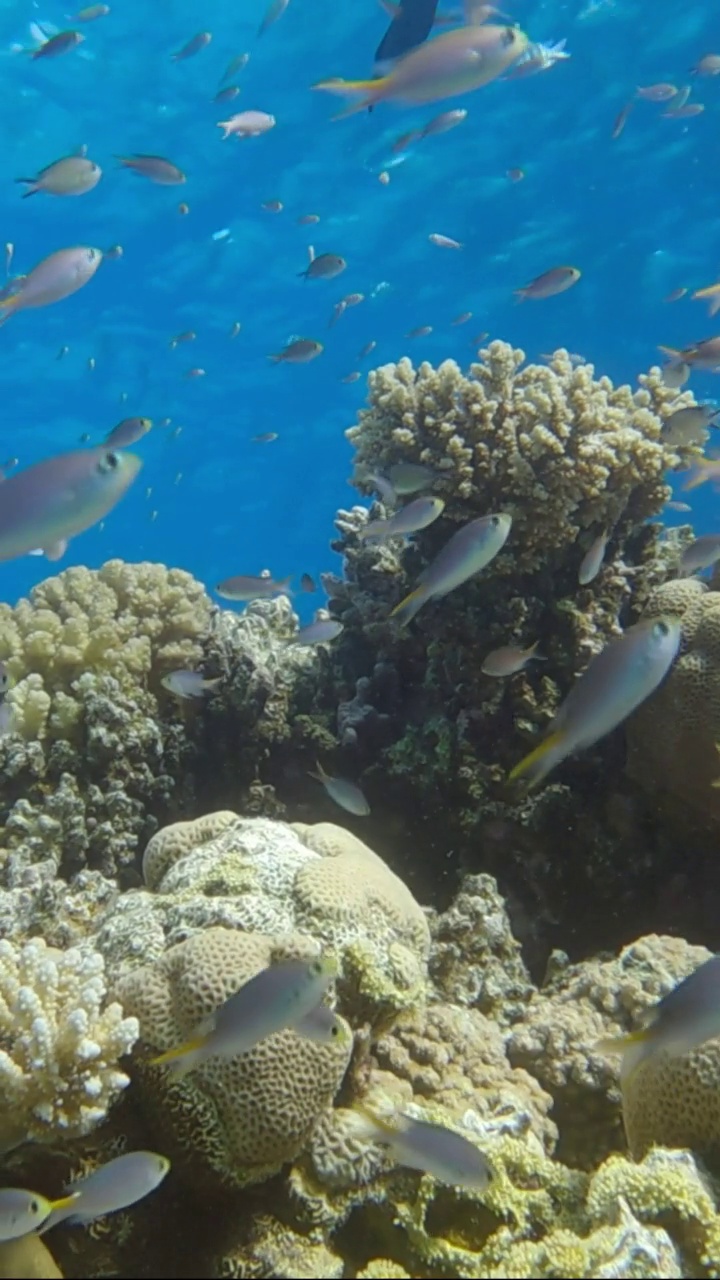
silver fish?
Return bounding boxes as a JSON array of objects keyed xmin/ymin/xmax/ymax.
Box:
[
  {"xmin": 215, "ymin": 574, "xmax": 292, "ymax": 602},
  {"xmin": 150, "ymin": 955, "xmax": 338, "ymax": 1077},
  {"xmin": 662, "ymin": 404, "xmax": 719, "ymax": 446},
  {"xmin": 353, "ymin": 1107, "xmax": 491, "ymax": 1190},
  {"xmin": 391, "ymin": 513, "xmax": 512, "ymax": 627},
  {"xmin": 578, "ymin": 529, "xmax": 610, "ymax": 585},
  {"xmin": 510, "ymin": 616, "xmax": 682, "ymax": 788},
  {"xmin": 387, "ymin": 462, "xmax": 437, "ymax": 494},
  {"xmin": 680, "ymin": 534, "xmax": 720, "ymax": 575},
  {"xmin": 41, "ymin": 1152, "xmax": 170, "ymax": 1233},
  {"xmin": 104, "ymin": 417, "xmax": 152, "ymax": 449},
  {"xmin": 481, "ymin": 641, "xmax": 544, "ymax": 677},
  {"xmin": 292, "ymin": 619, "xmax": 344, "ymax": 645},
  {"xmin": 309, "ymin": 761, "xmax": 370, "ymax": 815},
  {"xmin": 161, "ymin": 671, "xmax": 222, "ymax": 699},
  {"xmin": 0, "ymin": 1189, "xmax": 77, "ymax": 1242},
  {"xmin": 358, "ymin": 496, "xmax": 445, "ymax": 542}
]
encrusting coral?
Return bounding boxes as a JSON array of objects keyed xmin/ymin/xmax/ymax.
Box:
[{"xmin": 0, "ymin": 936, "xmax": 138, "ymax": 1151}]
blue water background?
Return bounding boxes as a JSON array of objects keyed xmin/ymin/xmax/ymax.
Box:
[{"xmin": 1, "ymin": 0, "xmax": 719, "ymax": 611}]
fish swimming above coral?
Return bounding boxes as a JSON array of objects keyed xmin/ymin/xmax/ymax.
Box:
[
  {"xmin": 41, "ymin": 1151, "xmax": 170, "ymax": 1232},
  {"xmin": 0, "ymin": 446, "xmax": 141, "ymax": 563},
  {"xmin": 509, "ymin": 616, "xmax": 682, "ymax": 788},
  {"xmin": 313, "ymin": 24, "xmax": 529, "ymax": 115},
  {"xmin": 391, "ymin": 512, "xmax": 512, "ymax": 626},
  {"xmin": 352, "ymin": 1104, "xmax": 492, "ymax": 1189},
  {"xmin": 150, "ymin": 955, "xmax": 340, "ymax": 1077},
  {"xmin": 0, "ymin": 1189, "xmax": 78, "ymax": 1242}
]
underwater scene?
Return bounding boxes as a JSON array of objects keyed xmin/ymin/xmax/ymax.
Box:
[{"xmin": 3, "ymin": 0, "xmax": 720, "ymax": 1277}]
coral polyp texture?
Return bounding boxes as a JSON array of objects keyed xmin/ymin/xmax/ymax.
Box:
[{"xmin": 0, "ymin": 936, "xmax": 138, "ymax": 1150}]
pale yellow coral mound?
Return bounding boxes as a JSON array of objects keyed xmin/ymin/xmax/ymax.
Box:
[
  {"xmin": 626, "ymin": 577, "xmax": 720, "ymax": 825},
  {"xmin": 346, "ymin": 343, "xmax": 700, "ymax": 571},
  {"xmin": 115, "ymin": 926, "xmax": 352, "ymax": 1190},
  {"xmin": 0, "ymin": 937, "xmax": 138, "ymax": 1150}
]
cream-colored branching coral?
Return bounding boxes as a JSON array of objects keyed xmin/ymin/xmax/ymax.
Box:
[
  {"xmin": 0, "ymin": 937, "xmax": 138, "ymax": 1148},
  {"xmin": 345, "ymin": 343, "xmax": 702, "ymax": 572}
]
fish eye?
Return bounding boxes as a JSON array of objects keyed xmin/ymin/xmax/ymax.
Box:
[
  {"xmin": 490, "ymin": 515, "xmax": 500, "ymax": 526},
  {"xmin": 97, "ymin": 451, "xmax": 120, "ymax": 475},
  {"xmin": 309, "ymin": 959, "xmax": 323, "ymax": 976},
  {"xmin": 30, "ymin": 1199, "xmax": 39, "ymax": 1214},
  {"xmin": 503, "ymin": 26, "xmax": 516, "ymax": 45},
  {"xmin": 654, "ymin": 620, "xmax": 671, "ymax": 638}
]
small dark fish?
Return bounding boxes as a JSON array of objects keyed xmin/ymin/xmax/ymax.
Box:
[
  {"xmin": 215, "ymin": 86, "xmax": 240, "ymax": 103},
  {"xmin": 300, "ymin": 573, "xmax": 316, "ymax": 592},
  {"xmin": 269, "ymin": 338, "xmax": 323, "ymax": 364},
  {"xmin": 104, "ymin": 417, "xmax": 152, "ymax": 449},
  {"xmin": 299, "ymin": 252, "xmax": 347, "ymax": 281},
  {"xmin": 116, "ymin": 155, "xmax": 186, "ymax": 185},
  {"xmin": 32, "ymin": 30, "xmax": 84, "ymax": 58},
  {"xmin": 171, "ymin": 32, "xmax": 212, "ymax": 61}
]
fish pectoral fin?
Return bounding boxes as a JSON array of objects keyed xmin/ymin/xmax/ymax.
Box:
[
  {"xmin": 43, "ymin": 539, "xmax": 68, "ymax": 561},
  {"xmin": 508, "ymin": 730, "xmax": 565, "ymax": 787}
]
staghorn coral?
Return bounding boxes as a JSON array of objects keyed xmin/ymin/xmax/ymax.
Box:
[
  {"xmin": 626, "ymin": 576, "xmax": 720, "ymax": 830},
  {"xmin": 0, "ymin": 937, "xmax": 138, "ymax": 1150},
  {"xmin": 97, "ymin": 816, "xmax": 430, "ymax": 1027},
  {"xmin": 114, "ymin": 926, "xmax": 353, "ymax": 1191}
]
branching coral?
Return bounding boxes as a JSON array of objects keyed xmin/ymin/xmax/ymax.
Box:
[{"xmin": 0, "ymin": 937, "xmax": 138, "ymax": 1150}]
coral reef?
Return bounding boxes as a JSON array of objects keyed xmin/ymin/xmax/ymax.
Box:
[{"xmin": 0, "ymin": 936, "xmax": 138, "ymax": 1151}]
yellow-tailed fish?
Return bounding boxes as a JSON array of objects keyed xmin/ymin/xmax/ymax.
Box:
[
  {"xmin": 0, "ymin": 247, "xmax": 102, "ymax": 320},
  {"xmin": 358, "ymin": 496, "xmax": 445, "ymax": 542},
  {"xmin": 509, "ymin": 616, "xmax": 682, "ymax": 788},
  {"xmin": 150, "ymin": 955, "xmax": 338, "ymax": 1077},
  {"xmin": 352, "ymin": 1105, "xmax": 491, "ymax": 1190},
  {"xmin": 391, "ymin": 512, "xmax": 512, "ymax": 627},
  {"xmin": 309, "ymin": 761, "xmax": 370, "ymax": 816},
  {"xmin": 0, "ymin": 1189, "xmax": 78, "ymax": 1242},
  {"xmin": 40, "ymin": 1152, "xmax": 170, "ymax": 1233},
  {"xmin": 0, "ymin": 447, "xmax": 141, "ymax": 564},
  {"xmin": 596, "ymin": 954, "xmax": 720, "ymax": 1081},
  {"xmin": 313, "ymin": 25, "xmax": 528, "ymax": 115}
]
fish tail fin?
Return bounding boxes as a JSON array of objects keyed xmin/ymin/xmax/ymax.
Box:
[
  {"xmin": 389, "ymin": 586, "xmax": 427, "ymax": 627},
  {"xmin": 658, "ymin": 345, "xmax": 683, "ymax": 360},
  {"xmin": 15, "ymin": 179, "xmax": 37, "ymax": 196},
  {"xmin": 150, "ymin": 1034, "xmax": 206, "ymax": 1075},
  {"xmin": 682, "ymin": 466, "xmax": 710, "ymax": 492},
  {"xmin": 508, "ymin": 730, "xmax": 567, "ymax": 788},
  {"xmin": 277, "ymin": 576, "xmax": 294, "ymax": 595}
]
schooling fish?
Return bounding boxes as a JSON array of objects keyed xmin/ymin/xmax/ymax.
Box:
[
  {"xmin": 269, "ymin": 338, "xmax": 323, "ymax": 363},
  {"xmin": 391, "ymin": 512, "xmax": 512, "ymax": 627},
  {"xmin": 313, "ymin": 25, "xmax": 528, "ymax": 115},
  {"xmin": 661, "ymin": 405, "xmax": 719, "ymax": 447},
  {"xmin": 161, "ymin": 671, "xmax": 222, "ymax": 699},
  {"xmin": 171, "ymin": 32, "xmax": 212, "ymax": 61},
  {"xmin": 0, "ymin": 246, "xmax": 102, "ymax": 319},
  {"xmin": 41, "ymin": 1152, "xmax": 170, "ymax": 1233},
  {"xmin": 215, "ymin": 573, "xmax": 292, "ymax": 601},
  {"xmin": 358, "ymin": 496, "xmax": 445, "ymax": 542},
  {"xmin": 293, "ymin": 618, "xmax": 344, "ymax": 645},
  {"xmin": 150, "ymin": 955, "xmax": 338, "ymax": 1077},
  {"xmin": 16, "ymin": 155, "xmax": 101, "ymax": 198},
  {"xmin": 0, "ymin": 447, "xmax": 140, "ymax": 564},
  {"xmin": 578, "ymin": 529, "xmax": 610, "ymax": 585},
  {"xmin": 515, "ymin": 266, "xmax": 581, "ymax": 300},
  {"xmin": 679, "ymin": 534, "xmax": 720, "ymax": 575},
  {"xmin": 116, "ymin": 155, "xmax": 186, "ymax": 185},
  {"xmin": 387, "ymin": 461, "xmax": 438, "ymax": 493},
  {"xmin": 509, "ymin": 616, "xmax": 682, "ymax": 788},
  {"xmin": 597, "ymin": 954, "xmax": 720, "ymax": 1079},
  {"xmin": 32, "ymin": 30, "xmax": 84, "ymax": 58},
  {"xmin": 353, "ymin": 1106, "xmax": 491, "ymax": 1190},
  {"xmin": 299, "ymin": 250, "xmax": 347, "ymax": 281},
  {"xmin": 481, "ymin": 640, "xmax": 544, "ymax": 677},
  {"xmin": 104, "ymin": 417, "xmax": 152, "ymax": 449},
  {"xmin": 659, "ymin": 338, "xmax": 720, "ymax": 371},
  {"xmin": 309, "ymin": 761, "xmax": 370, "ymax": 816},
  {"xmin": 0, "ymin": 1189, "xmax": 78, "ymax": 1242}
]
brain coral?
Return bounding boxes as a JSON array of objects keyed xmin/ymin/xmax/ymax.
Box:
[
  {"xmin": 97, "ymin": 815, "xmax": 431, "ymax": 1027},
  {"xmin": 0, "ymin": 936, "xmax": 138, "ymax": 1151},
  {"xmin": 625, "ymin": 577, "xmax": 720, "ymax": 827},
  {"xmin": 345, "ymin": 342, "xmax": 703, "ymax": 572},
  {"xmin": 114, "ymin": 926, "xmax": 353, "ymax": 1190}
]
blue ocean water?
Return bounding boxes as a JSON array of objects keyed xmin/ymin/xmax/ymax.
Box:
[{"xmin": 0, "ymin": 0, "xmax": 719, "ymax": 611}]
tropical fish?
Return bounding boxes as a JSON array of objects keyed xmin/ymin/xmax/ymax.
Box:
[
  {"xmin": 692, "ymin": 54, "xmax": 720, "ymax": 76},
  {"xmin": 387, "ymin": 462, "xmax": 438, "ymax": 493},
  {"xmin": 215, "ymin": 574, "xmax": 292, "ymax": 601},
  {"xmin": 32, "ymin": 30, "xmax": 84, "ymax": 58},
  {"xmin": 597, "ymin": 954, "xmax": 720, "ymax": 1080},
  {"xmin": 658, "ymin": 338, "xmax": 720, "ymax": 371},
  {"xmin": 679, "ymin": 534, "xmax": 720, "ymax": 575},
  {"xmin": 428, "ymin": 233, "xmax": 463, "ymax": 249},
  {"xmin": 505, "ymin": 38, "xmax": 570, "ymax": 79},
  {"xmin": 374, "ymin": 0, "xmax": 441, "ymax": 70},
  {"xmin": 509, "ymin": 617, "xmax": 682, "ymax": 788},
  {"xmin": 391, "ymin": 513, "xmax": 512, "ymax": 626},
  {"xmin": 662, "ymin": 405, "xmax": 719, "ymax": 446},
  {"xmin": 171, "ymin": 32, "xmax": 212, "ymax": 61},
  {"xmin": 314, "ymin": 25, "xmax": 529, "ymax": 115},
  {"xmin": 217, "ymin": 111, "xmax": 276, "ymax": 138},
  {"xmin": 309, "ymin": 761, "xmax": 370, "ymax": 816},
  {"xmin": 116, "ymin": 155, "xmax": 186, "ymax": 185},
  {"xmin": 150, "ymin": 955, "xmax": 338, "ymax": 1077},
  {"xmin": 421, "ymin": 107, "xmax": 467, "ymax": 135},
  {"xmin": 292, "ymin": 618, "xmax": 344, "ymax": 644},
  {"xmin": 0, "ymin": 447, "xmax": 140, "ymax": 563},
  {"xmin": 16, "ymin": 155, "xmax": 101, "ymax": 198},
  {"xmin": 353, "ymin": 1106, "xmax": 491, "ymax": 1189},
  {"xmin": 299, "ymin": 250, "xmax": 347, "ymax": 281},
  {"xmin": 578, "ymin": 529, "xmax": 610, "ymax": 585},
  {"xmin": 300, "ymin": 574, "xmax": 317, "ymax": 593},
  {"xmin": 481, "ymin": 641, "xmax": 544, "ymax": 677},
  {"xmin": 0, "ymin": 247, "xmax": 102, "ymax": 319},
  {"xmin": 515, "ymin": 266, "xmax": 581, "ymax": 300},
  {"xmin": 269, "ymin": 338, "xmax": 323, "ymax": 363},
  {"xmin": 104, "ymin": 417, "xmax": 152, "ymax": 449},
  {"xmin": 161, "ymin": 671, "xmax": 222, "ymax": 699},
  {"xmin": 358, "ymin": 496, "xmax": 445, "ymax": 541},
  {"xmin": 41, "ymin": 1152, "xmax": 170, "ymax": 1233},
  {"xmin": 75, "ymin": 5, "xmax": 111, "ymax": 20},
  {"xmin": 258, "ymin": 0, "xmax": 290, "ymax": 36},
  {"xmin": 0, "ymin": 1189, "xmax": 78, "ymax": 1242}
]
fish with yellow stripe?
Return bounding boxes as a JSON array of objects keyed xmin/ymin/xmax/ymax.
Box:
[
  {"xmin": 313, "ymin": 24, "xmax": 528, "ymax": 116},
  {"xmin": 509, "ymin": 617, "xmax": 682, "ymax": 789}
]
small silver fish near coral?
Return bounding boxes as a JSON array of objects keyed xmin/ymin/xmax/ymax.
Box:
[
  {"xmin": 358, "ymin": 496, "xmax": 445, "ymax": 542},
  {"xmin": 215, "ymin": 573, "xmax": 292, "ymax": 602},
  {"xmin": 481, "ymin": 641, "xmax": 544, "ymax": 677},
  {"xmin": 509, "ymin": 616, "xmax": 682, "ymax": 788},
  {"xmin": 150, "ymin": 954, "xmax": 339, "ymax": 1077},
  {"xmin": 0, "ymin": 1189, "xmax": 77, "ymax": 1242},
  {"xmin": 41, "ymin": 1152, "xmax": 170, "ymax": 1233},
  {"xmin": 679, "ymin": 533, "xmax": 720, "ymax": 575},
  {"xmin": 662, "ymin": 404, "xmax": 719, "ymax": 446},
  {"xmin": 391, "ymin": 513, "xmax": 512, "ymax": 627},
  {"xmin": 292, "ymin": 618, "xmax": 344, "ymax": 645},
  {"xmin": 596, "ymin": 954, "xmax": 720, "ymax": 1081},
  {"xmin": 309, "ymin": 761, "xmax": 370, "ymax": 815},
  {"xmin": 352, "ymin": 1105, "xmax": 491, "ymax": 1190},
  {"xmin": 161, "ymin": 671, "xmax": 223, "ymax": 699},
  {"xmin": 578, "ymin": 529, "xmax": 610, "ymax": 585},
  {"xmin": 387, "ymin": 462, "xmax": 438, "ymax": 494}
]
